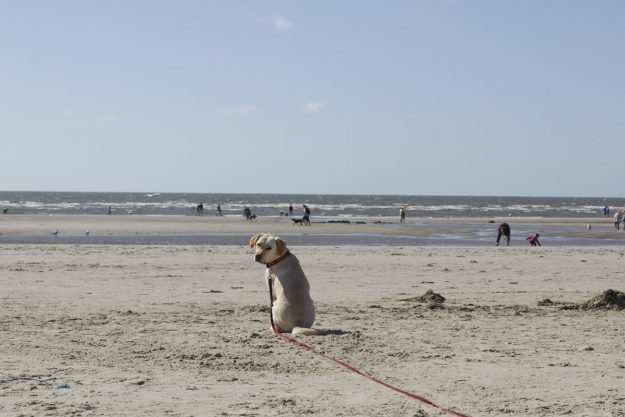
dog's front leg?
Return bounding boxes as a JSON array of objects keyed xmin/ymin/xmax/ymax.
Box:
[{"xmin": 265, "ymin": 269, "xmax": 277, "ymax": 302}]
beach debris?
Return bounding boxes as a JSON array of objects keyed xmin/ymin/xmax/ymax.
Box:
[
  {"xmin": 581, "ymin": 289, "xmax": 625, "ymax": 310},
  {"xmin": 124, "ymin": 377, "xmax": 150, "ymax": 386},
  {"xmin": 543, "ymin": 289, "xmax": 625, "ymax": 310},
  {"xmin": 118, "ymin": 309, "xmax": 139, "ymax": 316},
  {"xmin": 401, "ymin": 289, "xmax": 446, "ymax": 309},
  {"xmin": 418, "ymin": 290, "xmax": 445, "ymax": 304},
  {"xmin": 537, "ymin": 298, "xmax": 578, "ymax": 310},
  {"xmin": 412, "ymin": 408, "xmax": 430, "ymax": 417},
  {"xmin": 547, "ymin": 362, "xmax": 571, "ymax": 367},
  {"xmin": 280, "ymin": 398, "xmax": 297, "ymax": 407}
]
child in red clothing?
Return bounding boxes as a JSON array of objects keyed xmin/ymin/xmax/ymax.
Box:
[{"xmin": 526, "ymin": 233, "xmax": 541, "ymax": 246}]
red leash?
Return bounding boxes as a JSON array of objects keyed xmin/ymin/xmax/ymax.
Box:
[{"xmin": 267, "ymin": 274, "xmax": 474, "ymax": 417}]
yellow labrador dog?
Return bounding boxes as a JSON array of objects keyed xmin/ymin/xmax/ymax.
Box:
[{"xmin": 250, "ymin": 233, "xmax": 322, "ymax": 335}]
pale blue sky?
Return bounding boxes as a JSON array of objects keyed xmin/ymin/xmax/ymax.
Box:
[{"xmin": 1, "ymin": 1, "xmax": 624, "ymax": 196}]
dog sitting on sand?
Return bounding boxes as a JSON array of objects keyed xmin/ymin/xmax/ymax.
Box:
[{"xmin": 249, "ymin": 233, "xmax": 322, "ymax": 335}]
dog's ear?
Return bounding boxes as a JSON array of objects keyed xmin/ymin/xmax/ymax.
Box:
[
  {"xmin": 275, "ymin": 237, "xmax": 287, "ymax": 255},
  {"xmin": 249, "ymin": 233, "xmax": 263, "ymax": 248}
]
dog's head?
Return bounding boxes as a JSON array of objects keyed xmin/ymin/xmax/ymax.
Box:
[{"xmin": 249, "ymin": 233, "xmax": 287, "ymax": 264}]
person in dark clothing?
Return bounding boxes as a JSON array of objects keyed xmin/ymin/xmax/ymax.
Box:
[
  {"xmin": 302, "ymin": 204, "xmax": 311, "ymax": 226},
  {"xmin": 496, "ymin": 222, "xmax": 511, "ymax": 246}
]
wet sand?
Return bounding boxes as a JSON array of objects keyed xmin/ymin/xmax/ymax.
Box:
[
  {"xmin": 1, "ymin": 237, "xmax": 624, "ymax": 416},
  {"xmin": 1, "ymin": 214, "xmax": 624, "ymax": 246}
]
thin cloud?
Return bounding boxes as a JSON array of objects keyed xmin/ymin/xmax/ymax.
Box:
[
  {"xmin": 257, "ymin": 15, "xmax": 295, "ymax": 32},
  {"xmin": 223, "ymin": 105, "xmax": 258, "ymax": 116},
  {"xmin": 273, "ymin": 15, "xmax": 294, "ymax": 32},
  {"xmin": 302, "ymin": 101, "xmax": 324, "ymax": 113}
]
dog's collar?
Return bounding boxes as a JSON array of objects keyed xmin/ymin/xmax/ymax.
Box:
[{"xmin": 265, "ymin": 251, "xmax": 291, "ymax": 269}]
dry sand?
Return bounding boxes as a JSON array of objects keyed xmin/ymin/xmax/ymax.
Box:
[{"xmin": 1, "ymin": 218, "xmax": 625, "ymax": 416}]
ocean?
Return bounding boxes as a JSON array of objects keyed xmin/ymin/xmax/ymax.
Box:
[
  {"xmin": 1, "ymin": 191, "xmax": 623, "ymax": 218},
  {"xmin": 2, "ymin": 192, "xmax": 624, "ymax": 246}
]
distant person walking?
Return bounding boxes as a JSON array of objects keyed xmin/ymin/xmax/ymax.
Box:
[
  {"xmin": 197, "ymin": 202, "xmax": 204, "ymax": 216},
  {"xmin": 302, "ymin": 204, "xmax": 311, "ymax": 226},
  {"xmin": 288, "ymin": 203, "xmax": 293, "ymax": 217},
  {"xmin": 216, "ymin": 204, "xmax": 222, "ymax": 216},
  {"xmin": 496, "ymin": 222, "xmax": 511, "ymax": 246},
  {"xmin": 603, "ymin": 205, "xmax": 610, "ymax": 216},
  {"xmin": 613, "ymin": 211, "xmax": 624, "ymax": 230},
  {"xmin": 526, "ymin": 233, "xmax": 541, "ymax": 246},
  {"xmin": 399, "ymin": 207, "xmax": 406, "ymax": 223},
  {"xmin": 243, "ymin": 206, "xmax": 251, "ymax": 219},
  {"xmin": 108, "ymin": 206, "xmax": 112, "ymax": 215}
]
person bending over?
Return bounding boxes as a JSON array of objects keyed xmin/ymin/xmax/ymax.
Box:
[
  {"xmin": 526, "ymin": 233, "xmax": 541, "ymax": 247},
  {"xmin": 496, "ymin": 222, "xmax": 511, "ymax": 246}
]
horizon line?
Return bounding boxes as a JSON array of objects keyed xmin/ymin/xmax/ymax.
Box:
[{"xmin": 0, "ymin": 190, "xmax": 622, "ymax": 200}]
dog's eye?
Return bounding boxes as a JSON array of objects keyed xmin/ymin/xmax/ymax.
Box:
[{"xmin": 257, "ymin": 243, "xmax": 262, "ymax": 247}]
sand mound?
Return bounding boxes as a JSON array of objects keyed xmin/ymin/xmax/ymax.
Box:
[
  {"xmin": 401, "ymin": 290, "xmax": 446, "ymax": 309},
  {"xmin": 581, "ymin": 289, "xmax": 625, "ymax": 310},
  {"xmin": 417, "ymin": 289, "xmax": 446, "ymax": 304}
]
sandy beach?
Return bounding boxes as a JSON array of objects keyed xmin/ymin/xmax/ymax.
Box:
[
  {"xmin": 1, "ymin": 216, "xmax": 624, "ymax": 416},
  {"xmin": 5, "ymin": 0, "xmax": 625, "ymax": 414}
]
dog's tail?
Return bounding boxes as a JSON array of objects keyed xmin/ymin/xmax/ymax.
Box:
[{"xmin": 291, "ymin": 327, "xmax": 325, "ymax": 336}]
